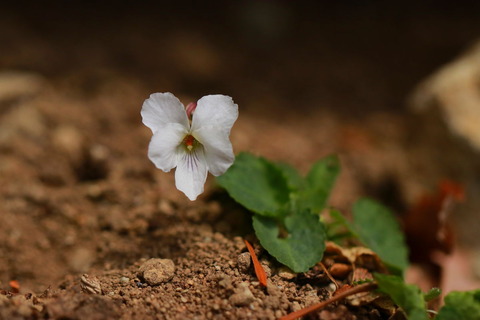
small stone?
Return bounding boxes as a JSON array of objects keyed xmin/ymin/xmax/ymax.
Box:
[
  {"xmin": 138, "ymin": 258, "xmax": 175, "ymax": 286},
  {"xmin": 80, "ymin": 274, "xmax": 102, "ymax": 294},
  {"xmin": 260, "ymin": 262, "xmax": 272, "ymax": 277},
  {"xmin": 237, "ymin": 252, "xmax": 251, "ymax": 272},
  {"xmin": 277, "ymin": 266, "xmax": 296, "ymax": 280},
  {"xmin": 319, "ymin": 304, "xmax": 351, "ymax": 319},
  {"xmin": 120, "ymin": 277, "xmax": 130, "ymax": 284},
  {"xmin": 291, "ymin": 301, "xmax": 302, "ymax": 312},
  {"xmin": 229, "ymin": 282, "xmax": 255, "ymax": 306},
  {"xmin": 266, "ymin": 282, "xmax": 281, "ymax": 297},
  {"xmin": 218, "ymin": 275, "xmax": 233, "ymax": 289}
]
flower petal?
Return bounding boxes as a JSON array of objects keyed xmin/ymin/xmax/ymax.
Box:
[
  {"xmin": 141, "ymin": 92, "xmax": 190, "ymax": 132},
  {"xmin": 148, "ymin": 123, "xmax": 187, "ymax": 172},
  {"xmin": 191, "ymin": 95, "xmax": 238, "ymax": 132},
  {"xmin": 193, "ymin": 127, "xmax": 234, "ymax": 176},
  {"xmin": 175, "ymin": 147, "xmax": 208, "ymax": 201}
]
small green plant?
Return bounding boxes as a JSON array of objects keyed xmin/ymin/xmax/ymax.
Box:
[
  {"xmin": 217, "ymin": 152, "xmax": 339, "ymax": 272},
  {"xmin": 217, "ymin": 152, "xmax": 480, "ymax": 319},
  {"xmin": 217, "ymin": 152, "xmax": 411, "ymax": 275}
]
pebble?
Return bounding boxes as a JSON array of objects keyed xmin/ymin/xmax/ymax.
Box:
[
  {"xmin": 261, "ymin": 262, "xmax": 272, "ymax": 277},
  {"xmin": 80, "ymin": 274, "xmax": 102, "ymax": 294},
  {"xmin": 138, "ymin": 258, "xmax": 175, "ymax": 286},
  {"xmin": 228, "ymin": 282, "xmax": 255, "ymax": 306},
  {"xmin": 120, "ymin": 277, "xmax": 130, "ymax": 284},
  {"xmin": 277, "ymin": 266, "xmax": 296, "ymax": 280},
  {"xmin": 218, "ymin": 275, "xmax": 233, "ymax": 290},
  {"xmin": 291, "ymin": 301, "xmax": 302, "ymax": 312},
  {"xmin": 237, "ymin": 252, "xmax": 251, "ymax": 272},
  {"xmin": 233, "ymin": 236, "xmax": 246, "ymax": 251},
  {"xmin": 266, "ymin": 282, "xmax": 281, "ymax": 297}
]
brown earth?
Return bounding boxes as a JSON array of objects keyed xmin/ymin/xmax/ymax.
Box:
[{"xmin": 1, "ymin": 2, "xmax": 480, "ymax": 319}]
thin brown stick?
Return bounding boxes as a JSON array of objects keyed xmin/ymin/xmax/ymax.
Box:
[
  {"xmin": 279, "ymin": 282, "xmax": 378, "ymax": 320},
  {"xmin": 319, "ymin": 262, "xmax": 340, "ymax": 289}
]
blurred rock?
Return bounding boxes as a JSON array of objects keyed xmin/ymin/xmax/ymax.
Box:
[
  {"xmin": 69, "ymin": 247, "xmax": 96, "ymax": 273},
  {"xmin": 218, "ymin": 274, "xmax": 233, "ymax": 290},
  {"xmin": 0, "ymin": 71, "xmax": 45, "ymax": 103},
  {"xmin": 0, "ymin": 102, "xmax": 46, "ymax": 143},
  {"xmin": 52, "ymin": 125, "xmax": 85, "ymax": 163},
  {"xmin": 277, "ymin": 266, "xmax": 296, "ymax": 280},
  {"xmin": 408, "ymin": 41, "xmax": 480, "ymax": 250},
  {"xmin": 409, "ymin": 41, "xmax": 480, "ymax": 151},
  {"xmin": 229, "ymin": 282, "xmax": 255, "ymax": 306}
]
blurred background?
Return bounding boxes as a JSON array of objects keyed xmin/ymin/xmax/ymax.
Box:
[
  {"xmin": 1, "ymin": 0, "xmax": 480, "ymax": 296},
  {"xmin": 2, "ymin": 0, "xmax": 480, "ymax": 113}
]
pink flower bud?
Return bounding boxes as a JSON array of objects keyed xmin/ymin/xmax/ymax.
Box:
[{"xmin": 186, "ymin": 102, "xmax": 197, "ymax": 118}]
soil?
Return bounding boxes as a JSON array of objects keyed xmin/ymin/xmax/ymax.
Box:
[{"xmin": 1, "ymin": 2, "xmax": 480, "ymax": 319}]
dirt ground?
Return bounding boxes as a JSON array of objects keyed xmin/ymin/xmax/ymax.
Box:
[{"xmin": 1, "ymin": 2, "xmax": 480, "ymax": 319}]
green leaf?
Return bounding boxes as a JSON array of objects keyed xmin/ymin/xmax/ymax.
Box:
[
  {"xmin": 424, "ymin": 287, "xmax": 441, "ymax": 302},
  {"xmin": 352, "ymin": 198, "xmax": 409, "ymax": 274},
  {"xmin": 252, "ymin": 210, "xmax": 326, "ymax": 273},
  {"xmin": 298, "ymin": 155, "xmax": 340, "ymax": 213},
  {"xmin": 326, "ymin": 208, "xmax": 357, "ymax": 242},
  {"xmin": 437, "ymin": 290, "xmax": 480, "ymax": 320},
  {"xmin": 217, "ymin": 153, "xmax": 290, "ymax": 217},
  {"xmin": 274, "ymin": 162, "xmax": 304, "ymax": 192},
  {"xmin": 374, "ymin": 273, "xmax": 428, "ymax": 320}
]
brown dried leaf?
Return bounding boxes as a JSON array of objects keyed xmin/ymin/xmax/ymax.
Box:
[
  {"xmin": 352, "ymin": 268, "xmax": 373, "ymax": 283},
  {"xmin": 346, "ymin": 291, "xmax": 380, "ymax": 306},
  {"xmin": 403, "ymin": 180, "xmax": 464, "ymax": 264},
  {"xmin": 403, "ymin": 180, "xmax": 465, "ymax": 290},
  {"xmin": 325, "ymin": 241, "xmax": 387, "ymax": 273}
]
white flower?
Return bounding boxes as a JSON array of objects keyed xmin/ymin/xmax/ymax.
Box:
[{"xmin": 141, "ymin": 92, "xmax": 238, "ymax": 200}]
